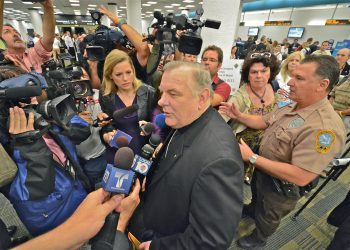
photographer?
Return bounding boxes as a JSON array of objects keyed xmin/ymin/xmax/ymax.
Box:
[{"xmin": 0, "ymin": 0, "xmax": 55, "ymax": 73}]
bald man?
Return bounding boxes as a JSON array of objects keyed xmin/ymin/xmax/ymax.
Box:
[{"xmin": 336, "ymin": 48, "xmax": 350, "ymax": 77}]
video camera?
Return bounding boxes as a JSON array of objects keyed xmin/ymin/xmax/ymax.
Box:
[
  {"xmin": 145, "ymin": 8, "xmax": 221, "ymax": 56},
  {"xmin": 0, "ymin": 72, "xmax": 78, "ymax": 142},
  {"xmin": 41, "ymin": 53, "xmax": 92, "ymax": 101},
  {"xmin": 84, "ymin": 10, "xmax": 132, "ymax": 61}
]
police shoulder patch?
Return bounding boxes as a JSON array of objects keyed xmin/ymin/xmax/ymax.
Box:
[{"xmin": 315, "ymin": 130, "xmax": 336, "ymax": 154}]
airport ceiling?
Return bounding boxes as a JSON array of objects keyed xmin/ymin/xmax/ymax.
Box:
[
  {"xmin": 3, "ymin": 0, "xmax": 349, "ymax": 23},
  {"xmin": 3, "ymin": 0, "xmax": 204, "ymax": 23}
]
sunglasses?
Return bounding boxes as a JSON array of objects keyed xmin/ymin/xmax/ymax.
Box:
[{"xmin": 250, "ymin": 52, "xmax": 272, "ymax": 59}]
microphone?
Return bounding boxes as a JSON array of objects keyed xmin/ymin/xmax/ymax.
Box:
[
  {"xmin": 140, "ymin": 122, "xmax": 155, "ymax": 136},
  {"xmin": 0, "ymin": 86, "xmax": 42, "ymax": 99},
  {"xmin": 91, "ymin": 147, "xmax": 135, "ymax": 250},
  {"xmin": 131, "ymin": 134, "xmax": 162, "ymax": 178},
  {"xmin": 109, "ymin": 130, "xmax": 132, "ymax": 149},
  {"xmin": 155, "ymin": 113, "xmax": 167, "ymax": 129},
  {"xmin": 115, "ymin": 136, "xmax": 129, "ymax": 148},
  {"xmin": 92, "ymin": 104, "xmax": 139, "ymax": 127}
]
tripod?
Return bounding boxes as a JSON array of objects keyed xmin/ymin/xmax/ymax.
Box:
[{"xmin": 291, "ymin": 133, "xmax": 350, "ymax": 221}]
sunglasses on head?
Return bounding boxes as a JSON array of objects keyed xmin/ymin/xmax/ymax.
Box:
[{"xmin": 250, "ymin": 52, "xmax": 272, "ymax": 59}]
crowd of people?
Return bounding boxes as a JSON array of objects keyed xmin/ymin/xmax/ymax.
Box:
[{"xmin": 0, "ymin": 0, "xmax": 350, "ymax": 249}]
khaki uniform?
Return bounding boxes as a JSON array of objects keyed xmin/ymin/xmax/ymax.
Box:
[{"xmin": 251, "ymin": 98, "xmax": 346, "ymax": 240}]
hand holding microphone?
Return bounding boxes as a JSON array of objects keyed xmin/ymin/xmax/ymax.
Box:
[{"xmin": 139, "ymin": 120, "xmax": 156, "ymax": 136}]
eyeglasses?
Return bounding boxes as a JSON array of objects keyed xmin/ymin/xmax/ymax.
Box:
[
  {"xmin": 201, "ymin": 57, "xmax": 218, "ymax": 63},
  {"xmin": 250, "ymin": 52, "xmax": 272, "ymax": 59}
]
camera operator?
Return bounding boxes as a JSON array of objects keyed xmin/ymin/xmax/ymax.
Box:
[
  {"xmin": 0, "ymin": 0, "xmax": 55, "ymax": 73},
  {"xmin": 98, "ymin": 5, "xmax": 150, "ymax": 84},
  {"xmin": 0, "ymin": 65, "xmax": 92, "ymax": 237}
]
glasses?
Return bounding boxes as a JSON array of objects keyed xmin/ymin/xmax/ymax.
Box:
[
  {"xmin": 250, "ymin": 52, "xmax": 272, "ymax": 59},
  {"xmin": 201, "ymin": 57, "xmax": 218, "ymax": 63}
]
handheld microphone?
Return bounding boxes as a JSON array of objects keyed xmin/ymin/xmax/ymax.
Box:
[
  {"xmin": 91, "ymin": 147, "xmax": 135, "ymax": 250},
  {"xmin": 92, "ymin": 104, "xmax": 139, "ymax": 127},
  {"xmin": 131, "ymin": 134, "xmax": 162, "ymax": 178},
  {"xmin": 109, "ymin": 130, "xmax": 132, "ymax": 149},
  {"xmin": 155, "ymin": 113, "xmax": 166, "ymax": 129},
  {"xmin": 140, "ymin": 122, "xmax": 155, "ymax": 136}
]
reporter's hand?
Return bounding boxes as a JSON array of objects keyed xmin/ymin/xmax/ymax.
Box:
[
  {"xmin": 239, "ymin": 138, "xmax": 254, "ymax": 162},
  {"xmin": 219, "ymin": 102, "xmax": 241, "ymax": 120},
  {"xmin": 139, "ymin": 240, "xmax": 152, "ymax": 250},
  {"xmin": 62, "ymin": 189, "xmax": 123, "ymax": 248},
  {"xmin": 9, "ymin": 107, "xmax": 34, "ymax": 135},
  {"xmin": 139, "ymin": 120, "xmax": 147, "ymax": 136},
  {"xmin": 103, "ymin": 130, "xmax": 116, "ymax": 145},
  {"xmin": 97, "ymin": 112, "xmax": 112, "ymax": 127},
  {"xmin": 116, "ymin": 179, "xmax": 141, "ymax": 232}
]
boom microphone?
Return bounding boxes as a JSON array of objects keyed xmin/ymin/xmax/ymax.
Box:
[
  {"xmin": 0, "ymin": 86, "xmax": 42, "ymax": 99},
  {"xmin": 92, "ymin": 104, "xmax": 139, "ymax": 127}
]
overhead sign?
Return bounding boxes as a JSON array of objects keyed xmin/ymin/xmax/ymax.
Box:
[
  {"xmin": 264, "ymin": 20, "xmax": 292, "ymax": 26},
  {"xmin": 326, "ymin": 19, "xmax": 350, "ymax": 25},
  {"xmin": 55, "ymin": 15, "xmax": 96, "ymax": 26}
]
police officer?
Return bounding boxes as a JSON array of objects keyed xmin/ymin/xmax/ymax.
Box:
[{"xmin": 220, "ymin": 55, "xmax": 346, "ymax": 248}]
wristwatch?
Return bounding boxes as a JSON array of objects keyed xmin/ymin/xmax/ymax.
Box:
[
  {"xmin": 118, "ymin": 18, "xmax": 127, "ymax": 29},
  {"xmin": 248, "ymin": 154, "xmax": 259, "ymax": 165}
]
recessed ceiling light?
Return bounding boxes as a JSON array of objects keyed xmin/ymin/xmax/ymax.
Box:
[
  {"xmin": 147, "ymin": 1, "xmax": 157, "ymax": 4},
  {"xmin": 164, "ymin": 6, "xmax": 173, "ymax": 8},
  {"xmin": 171, "ymin": 3, "xmax": 181, "ymax": 6},
  {"xmin": 71, "ymin": 4, "xmax": 80, "ymax": 6},
  {"xmin": 4, "ymin": 1, "xmax": 13, "ymax": 3},
  {"xmin": 199, "ymin": 1, "xmax": 203, "ymax": 4},
  {"xmin": 69, "ymin": 0, "xmax": 79, "ymax": 2},
  {"xmin": 142, "ymin": 4, "xmax": 151, "ymax": 6},
  {"xmin": 33, "ymin": 6, "xmax": 41, "ymax": 9},
  {"xmin": 22, "ymin": 2, "xmax": 33, "ymax": 4},
  {"xmin": 119, "ymin": 6, "xmax": 127, "ymax": 9},
  {"xmin": 154, "ymin": 8, "xmax": 161, "ymax": 11},
  {"xmin": 183, "ymin": 0, "xmax": 194, "ymax": 2},
  {"xmin": 88, "ymin": 4, "xmax": 97, "ymax": 7},
  {"xmin": 185, "ymin": 5, "xmax": 195, "ymax": 8}
]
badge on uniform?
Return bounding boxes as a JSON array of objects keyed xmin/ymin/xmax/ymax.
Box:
[
  {"xmin": 315, "ymin": 130, "xmax": 336, "ymax": 154},
  {"xmin": 288, "ymin": 117, "xmax": 305, "ymax": 129}
]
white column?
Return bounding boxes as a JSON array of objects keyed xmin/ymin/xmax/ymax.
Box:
[
  {"xmin": 106, "ymin": 3, "xmax": 118, "ymax": 27},
  {"xmin": 201, "ymin": 0, "xmax": 241, "ymax": 60},
  {"xmin": 126, "ymin": 0, "xmax": 142, "ymax": 33},
  {"xmin": 29, "ymin": 9, "xmax": 43, "ymax": 36}
]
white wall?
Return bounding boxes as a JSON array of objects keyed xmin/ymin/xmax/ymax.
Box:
[{"xmin": 237, "ymin": 5, "xmax": 350, "ymax": 44}]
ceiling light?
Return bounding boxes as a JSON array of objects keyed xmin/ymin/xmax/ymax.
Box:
[
  {"xmin": 147, "ymin": 1, "xmax": 157, "ymax": 4},
  {"xmin": 183, "ymin": 0, "xmax": 194, "ymax": 2},
  {"xmin": 69, "ymin": 0, "xmax": 79, "ymax": 2},
  {"xmin": 4, "ymin": 1, "xmax": 13, "ymax": 3},
  {"xmin": 71, "ymin": 3, "xmax": 80, "ymax": 6},
  {"xmin": 171, "ymin": 3, "xmax": 181, "ymax": 6},
  {"xmin": 119, "ymin": 6, "xmax": 127, "ymax": 9},
  {"xmin": 164, "ymin": 6, "xmax": 173, "ymax": 8},
  {"xmin": 185, "ymin": 5, "xmax": 195, "ymax": 8},
  {"xmin": 142, "ymin": 4, "xmax": 151, "ymax": 6},
  {"xmin": 32, "ymin": 6, "xmax": 41, "ymax": 9},
  {"xmin": 22, "ymin": 2, "xmax": 33, "ymax": 4},
  {"xmin": 88, "ymin": 4, "xmax": 97, "ymax": 7}
]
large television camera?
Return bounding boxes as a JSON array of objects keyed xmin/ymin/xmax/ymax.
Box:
[
  {"xmin": 84, "ymin": 10, "xmax": 133, "ymax": 61},
  {"xmin": 145, "ymin": 8, "xmax": 221, "ymax": 56},
  {"xmin": 0, "ymin": 72, "xmax": 78, "ymax": 147},
  {"xmin": 41, "ymin": 53, "xmax": 92, "ymax": 101}
]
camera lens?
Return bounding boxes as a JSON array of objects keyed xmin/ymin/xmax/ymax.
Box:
[{"xmin": 36, "ymin": 100, "xmax": 51, "ymax": 120}]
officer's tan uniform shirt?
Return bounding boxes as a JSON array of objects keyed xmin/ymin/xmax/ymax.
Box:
[{"xmin": 260, "ymin": 98, "xmax": 346, "ymax": 174}]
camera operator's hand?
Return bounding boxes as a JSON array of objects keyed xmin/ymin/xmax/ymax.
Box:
[
  {"xmin": 9, "ymin": 107, "xmax": 34, "ymax": 135},
  {"xmin": 78, "ymin": 110, "xmax": 93, "ymax": 125},
  {"xmin": 99, "ymin": 5, "xmax": 119, "ymax": 26}
]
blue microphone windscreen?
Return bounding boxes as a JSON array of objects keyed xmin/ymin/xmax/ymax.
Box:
[{"xmin": 155, "ymin": 113, "xmax": 166, "ymax": 129}]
